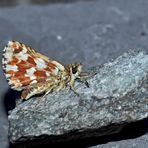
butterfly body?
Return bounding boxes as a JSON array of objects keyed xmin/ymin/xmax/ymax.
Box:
[{"xmin": 2, "ymin": 41, "xmax": 86, "ymax": 100}]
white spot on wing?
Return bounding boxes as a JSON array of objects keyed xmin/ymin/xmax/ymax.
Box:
[
  {"xmin": 46, "ymin": 72, "xmax": 50, "ymax": 76},
  {"xmin": 22, "ymin": 46, "xmax": 27, "ymax": 53},
  {"xmin": 26, "ymin": 67, "xmax": 36, "ymax": 76},
  {"xmin": 2, "ymin": 41, "xmax": 17, "ymax": 66},
  {"xmin": 5, "ymin": 74, "xmax": 11, "ymax": 78},
  {"xmin": 30, "ymin": 80, "xmax": 37, "ymax": 84},
  {"xmin": 16, "ymin": 52, "xmax": 28, "ymax": 61},
  {"xmin": 3, "ymin": 47, "xmax": 13, "ymax": 61},
  {"xmin": 8, "ymin": 41, "xmax": 14, "ymax": 46},
  {"xmin": 3, "ymin": 47, "xmax": 6, "ymax": 52},
  {"xmin": 5, "ymin": 65, "xmax": 18, "ymax": 71},
  {"xmin": 34, "ymin": 58, "xmax": 47, "ymax": 69},
  {"xmin": 25, "ymin": 67, "xmax": 36, "ymax": 80},
  {"xmin": 2, "ymin": 58, "xmax": 7, "ymax": 65}
]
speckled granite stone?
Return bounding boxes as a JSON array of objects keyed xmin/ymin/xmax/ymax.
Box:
[{"xmin": 8, "ymin": 49, "xmax": 148, "ymax": 147}]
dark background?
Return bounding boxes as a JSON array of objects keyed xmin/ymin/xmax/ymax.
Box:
[
  {"xmin": 0, "ymin": 0, "xmax": 91, "ymax": 6},
  {"xmin": 0, "ymin": 0, "xmax": 148, "ymax": 148}
]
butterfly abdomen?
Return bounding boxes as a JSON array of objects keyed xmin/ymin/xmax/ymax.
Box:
[
  {"xmin": 21, "ymin": 81, "xmax": 53, "ymax": 100},
  {"xmin": 21, "ymin": 77, "xmax": 67, "ymax": 100}
]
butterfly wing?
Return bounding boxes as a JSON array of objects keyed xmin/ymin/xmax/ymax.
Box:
[{"xmin": 2, "ymin": 41, "xmax": 65, "ymax": 91}]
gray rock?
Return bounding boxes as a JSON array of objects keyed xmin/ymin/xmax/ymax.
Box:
[
  {"xmin": 8, "ymin": 49, "xmax": 148, "ymax": 147},
  {"xmin": 1, "ymin": 0, "xmax": 148, "ymax": 148}
]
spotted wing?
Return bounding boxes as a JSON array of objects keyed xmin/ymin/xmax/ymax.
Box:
[{"xmin": 2, "ymin": 41, "xmax": 65, "ymax": 90}]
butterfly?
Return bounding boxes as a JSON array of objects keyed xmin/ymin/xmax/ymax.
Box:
[{"xmin": 2, "ymin": 41, "xmax": 89, "ymax": 100}]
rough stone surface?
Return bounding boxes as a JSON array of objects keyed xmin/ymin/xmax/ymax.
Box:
[
  {"xmin": 8, "ymin": 49, "xmax": 148, "ymax": 147},
  {"xmin": 0, "ymin": 0, "xmax": 148, "ymax": 148}
]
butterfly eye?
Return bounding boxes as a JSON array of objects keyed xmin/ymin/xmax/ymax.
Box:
[{"xmin": 72, "ymin": 67, "xmax": 78, "ymax": 74}]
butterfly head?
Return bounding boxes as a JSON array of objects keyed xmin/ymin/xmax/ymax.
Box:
[{"xmin": 67, "ymin": 63, "xmax": 82, "ymax": 79}]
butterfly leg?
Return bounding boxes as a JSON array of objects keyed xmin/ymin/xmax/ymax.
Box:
[
  {"xmin": 41, "ymin": 86, "xmax": 54, "ymax": 98},
  {"xmin": 34, "ymin": 80, "xmax": 65, "ymax": 108},
  {"xmin": 70, "ymin": 78, "xmax": 89, "ymax": 97},
  {"xmin": 70, "ymin": 85, "xmax": 80, "ymax": 96},
  {"xmin": 78, "ymin": 71, "xmax": 92, "ymax": 88},
  {"xmin": 34, "ymin": 85, "xmax": 55, "ymax": 108},
  {"xmin": 77, "ymin": 78, "xmax": 89, "ymax": 88},
  {"xmin": 84, "ymin": 79, "xmax": 89, "ymax": 87},
  {"xmin": 69, "ymin": 79, "xmax": 80, "ymax": 96}
]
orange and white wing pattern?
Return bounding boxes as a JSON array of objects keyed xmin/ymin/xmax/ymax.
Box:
[{"xmin": 2, "ymin": 41, "xmax": 65, "ymax": 91}]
